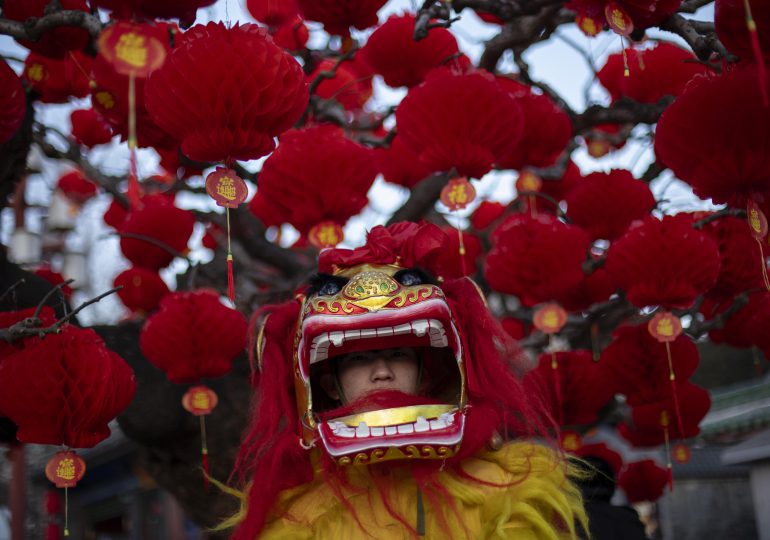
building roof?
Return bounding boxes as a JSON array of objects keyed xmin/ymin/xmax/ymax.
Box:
[{"xmin": 722, "ymin": 427, "xmax": 770, "ymax": 466}]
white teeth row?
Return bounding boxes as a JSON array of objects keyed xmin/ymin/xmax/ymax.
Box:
[
  {"xmin": 327, "ymin": 412, "xmax": 455, "ymax": 439},
  {"xmin": 309, "ymin": 319, "xmax": 448, "ymax": 364}
]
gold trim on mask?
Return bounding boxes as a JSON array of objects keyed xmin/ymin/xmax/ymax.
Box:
[{"xmin": 331, "ymin": 404, "xmax": 457, "ymax": 428}]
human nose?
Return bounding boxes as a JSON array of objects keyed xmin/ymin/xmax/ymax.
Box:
[{"xmin": 370, "ymin": 357, "xmax": 394, "ymax": 382}]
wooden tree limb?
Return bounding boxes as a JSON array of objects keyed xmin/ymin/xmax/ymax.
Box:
[{"xmin": 0, "ymin": 9, "xmax": 103, "ymax": 42}]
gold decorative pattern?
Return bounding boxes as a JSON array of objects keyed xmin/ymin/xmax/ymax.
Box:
[{"xmin": 337, "ymin": 444, "xmax": 460, "ymax": 465}]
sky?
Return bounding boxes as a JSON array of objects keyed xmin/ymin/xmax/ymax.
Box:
[{"xmin": 0, "ymin": 0, "xmax": 718, "ymax": 324}]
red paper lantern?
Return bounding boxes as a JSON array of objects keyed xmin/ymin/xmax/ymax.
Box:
[
  {"xmin": 655, "ymin": 63, "xmax": 770, "ymax": 205},
  {"xmin": 272, "ymin": 17, "xmax": 310, "ymax": 51},
  {"xmin": 57, "ymin": 170, "xmax": 98, "ymax": 204},
  {"xmin": 4, "ymin": 0, "xmax": 90, "ymax": 58},
  {"xmin": 24, "ymin": 51, "xmax": 92, "ymax": 104},
  {"xmin": 484, "ymin": 214, "xmax": 591, "ymax": 306},
  {"xmin": 708, "ymin": 290, "xmax": 770, "ymax": 350},
  {"xmin": 0, "ymin": 307, "xmax": 56, "ymax": 360},
  {"xmin": 248, "ymin": 125, "xmax": 377, "ymax": 235},
  {"xmin": 557, "ymin": 266, "xmax": 616, "ymax": 312},
  {"xmin": 567, "ymin": 0, "xmax": 680, "ymax": 32},
  {"xmin": 296, "ymin": 0, "xmax": 387, "ymax": 36},
  {"xmin": 0, "ymin": 60, "xmax": 26, "ymax": 145},
  {"xmin": 70, "ymin": 109, "xmax": 114, "ymax": 148},
  {"xmin": 524, "ymin": 350, "xmax": 619, "ymax": 426},
  {"xmin": 119, "ymin": 198, "xmax": 195, "ymax": 270},
  {"xmin": 583, "ymin": 123, "xmax": 627, "ymax": 158},
  {"xmin": 536, "ymin": 161, "xmax": 584, "ymax": 211},
  {"xmin": 598, "ymin": 43, "xmax": 709, "ymax": 104},
  {"xmin": 618, "ymin": 460, "xmax": 669, "ymax": 503},
  {"xmin": 565, "ymin": 169, "xmax": 655, "ymax": 241},
  {"xmin": 471, "ymin": 201, "xmax": 506, "ymax": 230},
  {"xmin": 374, "ymin": 135, "xmax": 433, "ymax": 188},
  {"xmin": 145, "ymin": 22, "xmax": 308, "ymax": 163},
  {"xmin": 496, "ymin": 77, "xmax": 573, "ymax": 170},
  {"xmin": 699, "ymin": 215, "xmax": 766, "ymax": 302},
  {"xmin": 308, "ymin": 58, "xmax": 371, "ymax": 111},
  {"xmin": 574, "ymin": 443, "xmax": 624, "ymax": 477},
  {"xmin": 90, "ymin": 0, "xmax": 216, "ymax": 23},
  {"xmin": 619, "ymin": 383, "xmax": 711, "ymax": 446},
  {"xmin": 0, "ymin": 326, "xmax": 135, "ymax": 448},
  {"xmin": 361, "ymin": 14, "xmax": 459, "ymax": 88},
  {"xmin": 605, "ymin": 215, "xmax": 721, "ymax": 308},
  {"xmin": 396, "ymin": 70, "xmax": 524, "ymax": 178},
  {"xmin": 140, "ymin": 290, "xmax": 247, "ymax": 383},
  {"xmin": 246, "ymin": 0, "xmax": 300, "ymax": 26},
  {"xmin": 33, "ymin": 266, "xmax": 74, "ymax": 300},
  {"xmin": 601, "ymin": 323, "xmax": 700, "ymax": 406},
  {"xmin": 716, "ymin": 0, "xmax": 770, "ymax": 61},
  {"xmin": 114, "ymin": 267, "xmax": 170, "ymax": 314}
]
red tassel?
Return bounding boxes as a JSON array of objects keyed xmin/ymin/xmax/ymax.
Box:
[
  {"xmin": 127, "ymin": 168, "xmax": 141, "ymax": 208},
  {"xmin": 227, "ymin": 254, "xmax": 235, "ymax": 304},
  {"xmin": 745, "ymin": 0, "xmax": 769, "ymax": 107}
]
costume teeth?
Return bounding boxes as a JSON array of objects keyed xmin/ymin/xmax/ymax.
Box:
[{"xmin": 326, "ymin": 411, "xmax": 458, "ymax": 439}]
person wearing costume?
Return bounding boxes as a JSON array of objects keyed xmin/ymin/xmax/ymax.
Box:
[{"xmin": 223, "ymin": 222, "xmax": 588, "ymax": 539}]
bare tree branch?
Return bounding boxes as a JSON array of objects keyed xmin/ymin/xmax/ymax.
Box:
[{"xmin": 0, "ymin": 9, "xmax": 102, "ymax": 42}]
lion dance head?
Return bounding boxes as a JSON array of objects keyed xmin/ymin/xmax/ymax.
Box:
[{"xmin": 230, "ymin": 222, "xmax": 554, "ymax": 538}]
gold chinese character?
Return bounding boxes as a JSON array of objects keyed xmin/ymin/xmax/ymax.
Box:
[
  {"xmin": 27, "ymin": 64, "xmax": 45, "ymax": 82},
  {"xmin": 581, "ymin": 18, "xmax": 597, "ymax": 36},
  {"xmin": 317, "ymin": 225, "xmax": 340, "ymax": 247},
  {"xmin": 448, "ymin": 184, "xmax": 468, "ymax": 206},
  {"xmin": 657, "ymin": 318, "xmax": 673, "ymax": 337},
  {"xmin": 609, "ymin": 9, "xmax": 628, "ymax": 32},
  {"xmin": 216, "ymin": 177, "xmax": 237, "ymax": 200},
  {"xmin": 659, "ymin": 411, "xmax": 669, "ymax": 427},
  {"xmin": 543, "ymin": 310, "xmax": 559, "ymax": 330},
  {"xmin": 95, "ymin": 91, "xmax": 115, "ymax": 109},
  {"xmin": 56, "ymin": 458, "xmax": 76, "ymax": 481},
  {"xmin": 116, "ymin": 32, "xmax": 148, "ymax": 69},
  {"xmin": 750, "ymin": 208, "xmax": 762, "ymax": 234},
  {"xmin": 192, "ymin": 390, "xmax": 211, "ymax": 410}
]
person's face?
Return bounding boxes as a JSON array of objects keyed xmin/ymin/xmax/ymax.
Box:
[{"xmin": 324, "ymin": 347, "xmax": 420, "ymax": 404}]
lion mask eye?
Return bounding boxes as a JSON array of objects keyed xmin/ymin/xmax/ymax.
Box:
[{"xmin": 394, "ymin": 268, "xmax": 436, "ymax": 287}]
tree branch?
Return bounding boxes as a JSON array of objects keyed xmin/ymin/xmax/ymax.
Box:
[{"xmin": 0, "ymin": 9, "xmax": 102, "ymax": 42}]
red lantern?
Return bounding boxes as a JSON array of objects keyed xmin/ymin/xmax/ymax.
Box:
[
  {"xmin": 70, "ymin": 109, "xmax": 114, "ymax": 148},
  {"xmin": 272, "ymin": 17, "xmax": 310, "ymax": 51},
  {"xmin": 604, "ymin": 215, "xmax": 721, "ymax": 308},
  {"xmin": 708, "ymin": 290, "xmax": 770, "ymax": 350},
  {"xmin": 556, "ymin": 266, "xmax": 616, "ymax": 312},
  {"xmin": 23, "ymin": 51, "xmax": 92, "ymax": 104},
  {"xmin": 0, "ymin": 307, "xmax": 57, "ymax": 359},
  {"xmin": 396, "ymin": 70, "xmax": 524, "ymax": 179},
  {"xmin": 248, "ymin": 125, "xmax": 377, "ymax": 235},
  {"xmin": 699, "ymin": 215, "xmax": 766, "ymax": 302},
  {"xmin": 524, "ymin": 350, "xmax": 619, "ymax": 426},
  {"xmin": 0, "ymin": 326, "xmax": 136, "ymax": 448},
  {"xmin": 432, "ymin": 227, "xmax": 481, "ymax": 279},
  {"xmin": 361, "ymin": 14, "xmax": 459, "ymax": 88},
  {"xmin": 655, "ymin": 64, "xmax": 770, "ymax": 205},
  {"xmin": 56, "ymin": 170, "xmax": 98, "ymax": 204},
  {"xmin": 565, "ymin": 169, "xmax": 655, "ymax": 241},
  {"xmin": 90, "ymin": 0, "xmax": 216, "ymax": 23},
  {"xmin": 246, "ymin": 0, "xmax": 300, "ymax": 26},
  {"xmin": 470, "ymin": 201, "xmax": 506, "ymax": 230},
  {"xmin": 4, "ymin": 0, "xmax": 90, "ymax": 58},
  {"xmin": 618, "ymin": 460, "xmax": 669, "ymax": 503},
  {"xmin": 33, "ymin": 266, "xmax": 74, "ymax": 300},
  {"xmin": 484, "ymin": 214, "xmax": 591, "ymax": 306},
  {"xmin": 296, "ymin": 0, "xmax": 387, "ymax": 36},
  {"xmin": 140, "ymin": 290, "xmax": 247, "ymax": 383},
  {"xmin": 598, "ymin": 43, "xmax": 709, "ymax": 104},
  {"xmin": 307, "ymin": 58, "xmax": 371, "ymax": 111},
  {"xmin": 0, "ymin": 60, "xmax": 26, "ymax": 145},
  {"xmin": 119, "ymin": 198, "xmax": 195, "ymax": 270},
  {"xmin": 601, "ymin": 323, "xmax": 700, "ymax": 407},
  {"xmin": 496, "ymin": 77, "xmax": 573, "ymax": 170},
  {"xmin": 374, "ymin": 135, "xmax": 433, "ymax": 188},
  {"xmin": 114, "ymin": 267, "xmax": 170, "ymax": 314},
  {"xmin": 716, "ymin": 0, "xmax": 770, "ymax": 61},
  {"xmin": 567, "ymin": 0, "xmax": 680, "ymax": 32},
  {"xmin": 145, "ymin": 22, "xmax": 308, "ymax": 163},
  {"xmin": 573, "ymin": 443, "xmax": 624, "ymax": 477}
]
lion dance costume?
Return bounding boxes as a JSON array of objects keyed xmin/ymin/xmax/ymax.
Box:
[{"xmin": 225, "ymin": 222, "xmax": 587, "ymax": 539}]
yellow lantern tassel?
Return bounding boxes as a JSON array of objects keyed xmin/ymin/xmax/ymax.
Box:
[
  {"xmin": 455, "ymin": 215, "xmax": 468, "ymax": 276},
  {"xmin": 621, "ymin": 38, "xmax": 630, "ymax": 77},
  {"xmin": 744, "ymin": 0, "xmax": 769, "ymax": 107},
  {"xmin": 550, "ymin": 348, "xmax": 564, "ymax": 427},
  {"xmin": 127, "ymin": 72, "xmax": 141, "ymax": 208},
  {"xmin": 200, "ymin": 415, "xmax": 210, "ymax": 489}
]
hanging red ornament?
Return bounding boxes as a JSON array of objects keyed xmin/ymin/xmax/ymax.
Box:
[
  {"xmin": 574, "ymin": 443, "xmax": 624, "ymax": 478},
  {"xmin": 440, "ymin": 177, "xmax": 477, "ymax": 211},
  {"xmin": 4, "ymin": 0, "xmax": 90, "ymax": 58},
  {"xmin": 560, "ymin": 431, "xmax": 584, "ymax": 452},
  {"xmin": 91, "ymin": 0, "xmax": 216, "ymax": 23},
  {"xmin": 432, "ymin": 227, "xmax": 481, "ymax": 278},
  {"xmin": 396, "ymin": 70, "xmax": 524, "ymax": 179},
  {"xmin": 248, "ymin": 125, "xmax": 376, "ymax": 236},
  {"xmin": 56, "ymin": 170, "xmax": 98, "ymax": 205},
  {"xmin": 45, "ymin": 451, "xmax": 86, "ymax": 489},
  {"xmin": 717, "ymin": 0, "xmax": 770, "ymax": 61},
  {"xmin": 496, "ymin": 77, "xmax": 573, "ymax": 170},
  {"xmin": 246, "ymin": 0, "xmax": 300, "ymax": 26},
  {"xmin": 375, "ymin": 135, "xmax": 433, "ymax": 188},
  {"xmin": 271, "ymin": 17, "xmax": 310, "ymax": 51},
  {"xmin": 23, "ymin": 51, "xmax": 93, "ymax": 104},
  {"xmin": 307, "ymin": 58, "xmax": 372, "ymax": 111},
  {"xmin": 708, "ymin": 290, "xmax": 770, "ymax": 350},
  {"xmin": 655, "ymin": 63, "xmax": 770, "ymax": 205},
  {"xmin": 361, "ymin": 14, "xmax": 459, "ymax": 88},
  {"xmin": 296, "ymin": 0, "xmax": 387, "ymax": 36},
  {"xmin": 604, "ymin": 2, "xmax": 634, "ymax": 36},
  {"xmin": 604, "ymin": 215, "xmax": 721, "ymax": 309},
  {"xmin": 70, "ymin": 109, "xmax": 114, "ymax": 148},
  {"xmin": 567, "ymin": 0, "xmax": 680, "ymax": 33},
  {"xmin": 145, "ymin": 22, "xmax": 308, "ymax": 163},
  {"xmin": 533, "ymin": 303, "xmax": 568, "ymax": 334},
  {"xmin": 485, "ymin": 214, "xmax": 591, "ymax": 306},
  {"xmin": 576, "ymin": 15, "xmax": 603, "ymax": 36},
  {"xmin": 0, "ymin": 60, "xmax": 26, "ymax": 145},
  {"xmin": 618, "ymin": 460, "xmax": 669, "ymax": 503},
  {"xmin": 113, "ymin": 267, "xmax": 170, "ymax": 314},
  {"xmin": 182, "ymin": 385, "xmax": 219, "ymax": 416},
  {"xmin": 470, "ymin": 201, "xmax": 506, "ymax": 230}
]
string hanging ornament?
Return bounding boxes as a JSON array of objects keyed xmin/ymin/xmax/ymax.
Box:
[
  {"xmin": 532, "ymin": 302, "xmax": 569, "ymax": 428},
  {"xmin": 440, "ymin": 176, "xmax": 477, "ymax": 276}
]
